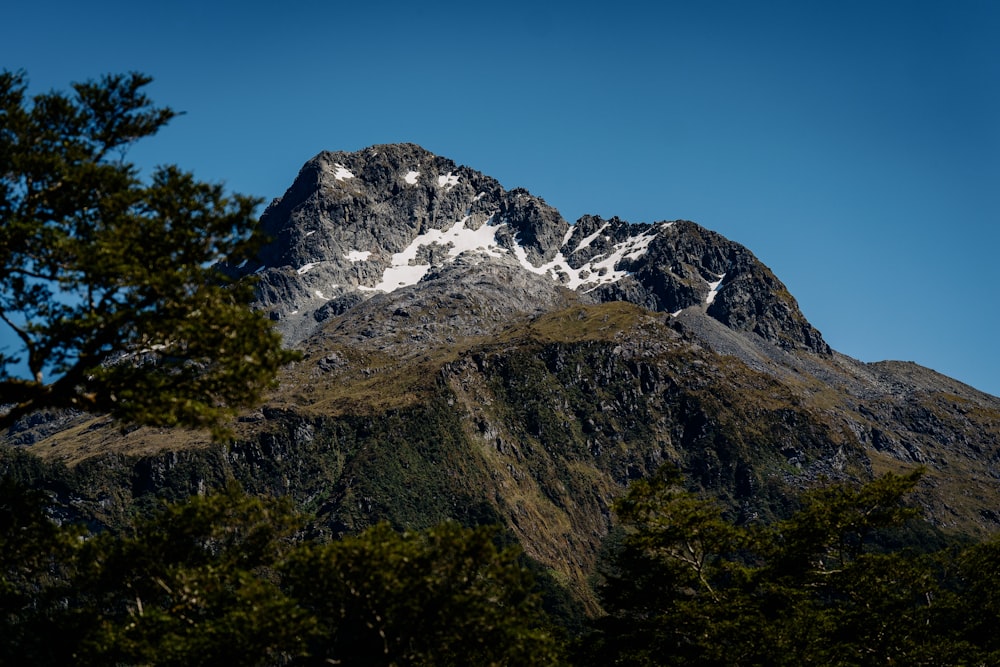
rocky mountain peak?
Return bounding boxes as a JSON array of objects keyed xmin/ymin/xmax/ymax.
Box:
[
  {"xmin": 11, "ymin": 148, "xmax": 1000, "ymax": 623},
  {"xmin": 221, "ymin": 143, "xmax": 829, "ymax": 354}
]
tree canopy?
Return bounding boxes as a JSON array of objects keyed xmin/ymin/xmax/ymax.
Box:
[
  {"xmin": 0, "ymin": 70, "xmax": 297, "ymax": 434},
  {"xmin": 583, "ymin": 465, "xmax": 1000, "ymax": 666},
  {"xmin": 0, "ymin": 481, "xmax": 563, "ymax": 666},
  {"xmin": 7, "ymin": 460, "xmax": 1000, "ymax": 665}
]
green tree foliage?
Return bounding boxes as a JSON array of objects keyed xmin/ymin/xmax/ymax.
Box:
[
  {"xmin": 0, "ymin": 481, "xmax": 562, "ymax": 666},
  {"xmin": 71, "ymin": 486, "xmax": 309, "ymax": 667},
  {"xmin": 0, "ymin": 477, "xmax": 84, "ymax": 664},
  {"xmin": 0, "ymin": 70, "xmax": 297, "ymax": 434},
  {"xmin": 950, "ymin": 540, "xmax": 1000, "ymax": 663},
  {"xmin": 584, "ymin": 465, "xmax": 1000, "ymax": 666},
  {"xmin": 283, "ymin": 522, "xmax": 562, "ymax": 667},
  {"xmin": 11, "ymin": 465, "xmax": 1000, "ymax": 667}
]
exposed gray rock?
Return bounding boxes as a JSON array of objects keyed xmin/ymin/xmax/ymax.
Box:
[
  {"xmin": 220, "ymin": 143, "xmax": 830, "ymax": 354},
  {"xmin": 311, "ymin": 253, "xmax": 592, "ymax": 355},
  {"xmin": 575, "ymin": 218, "xmax": 829, "ymax": 353},
  {"xmin": 497, "ymin": 188, "xmax": 569, "ymax": 263}
]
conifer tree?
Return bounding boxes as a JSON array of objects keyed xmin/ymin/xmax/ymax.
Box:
[{"xmin": 0, "ymin": 71, "xmax": 297, "ymax": 435}]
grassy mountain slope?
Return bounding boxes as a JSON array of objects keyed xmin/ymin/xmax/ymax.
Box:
[{"xmin": 10, "ymin": 296, "xmax": 998, "ymax": 611}]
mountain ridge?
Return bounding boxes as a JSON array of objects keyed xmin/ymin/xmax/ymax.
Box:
[
  {"xmin": 222, "ymin": 143, "xmax": 829, "ymax": 355},
  {"xmin": 5, "ymin": 143, "xmax": 1000, "ymax": 610}
]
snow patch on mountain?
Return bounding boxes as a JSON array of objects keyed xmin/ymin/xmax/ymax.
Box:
[
  {"xmin": 622, "ymin": 230, "xmax": 657, "ymax": 261},
  {"xmin": 346, "ymin": 250, "xmax": 371, "ymax": 262},
  {"xmin": 351, "ymin": 199, "xmax": 665, "ymax": 295},
  {"xmin": 437, "ymin": 172, "xmax": 459, "ymax": 188},
  {"xmin": 404, "ymin": 170, "xmax": 420, "ymax": 185},
  {"xmin": 362, "ymin": 215, "xmax": 505, "ymax": 292},
  {"xmin": 331, "ymin": 163, "xmax": 354, "ymax": 181},
  {"xmin": 572, "ymin": 223, "xmax": 609, "ymax": 253},
  {"xmin": 512, "ymin": 228, "xmax": 658, "ymax": 291},
  {"xmin": 706, "ymin": 273, "xmax": 725, "ymax": 304},
  {"xmin": 562, "ymin": 225, "xmax": 577, "ymax": 246}
]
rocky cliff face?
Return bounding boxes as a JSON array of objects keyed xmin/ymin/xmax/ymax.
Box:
[
  {"xmin": 221, "ymin": 143, "xmax": 828, "ymax": 353},
  {"xmin": 5, "ymin": 143, "xmax": 1000, "ymax": 610}
]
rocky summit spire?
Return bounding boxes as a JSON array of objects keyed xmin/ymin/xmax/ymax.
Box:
[{"xmin": 221, "ymin": 143, "xmax": 828, "ymax": 354}]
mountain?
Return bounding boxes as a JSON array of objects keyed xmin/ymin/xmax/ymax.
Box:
[
  {"xmin": 220, "ymin": 143, "xmax": 828, "ymax": 356},
  {"xmin": 4, "ymin": 143, "xmax": 1000, "ymax": 609}
]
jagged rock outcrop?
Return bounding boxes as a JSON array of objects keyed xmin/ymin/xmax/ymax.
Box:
[{"xmin": 220, "ymin": 143, "xmax": 828, "ymax": 353}]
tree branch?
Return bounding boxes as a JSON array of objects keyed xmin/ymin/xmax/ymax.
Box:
[{"xmin": 0, "ymin": 308, "xmax": 38, "ymax": 382}]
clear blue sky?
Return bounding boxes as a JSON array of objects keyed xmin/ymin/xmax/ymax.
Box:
[{"xmin": 3, "ymin": 0, "xmax": 998, "ymax": 397}]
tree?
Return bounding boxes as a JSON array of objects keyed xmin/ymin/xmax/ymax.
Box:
[
  {"xmin": 71, "ymin": 485, "xmax": 311, "ymax": 667},
  {"xmin": 0, "ymin": 481, "xmax": 565, "ymax": 666},
  {"xmin": 0, "ymin": 70, "xmax": 297, "ymax": 435},
  {"xmin": 0, "ymin": 475, "xmax": 84, "ymax": 665},
  {"xmin": 282, "ymin": 521, "xmax": 564, "ymax": 667},
  {"xmin": 584, "ymin": 465, "xmax": 992, "ymax": 666},
  {"xmin": 586, "ymin": 465, "xmax": 762, "ymax": 666}
]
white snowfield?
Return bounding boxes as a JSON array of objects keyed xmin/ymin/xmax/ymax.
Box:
[
  {"xmin": 331, "ymin": 163, "xmax": 354, "ymax": 181},
  {"xmin": 358, "ymin": 215, "xmax": 505, "ymax": 292},
  {"xmin": 290, "ymin": 170, "xmax": 681, "ymax": 300},
  {"xmin": 705, "ymin": 273, "xmax": 726, "ymax": 304},
  {"xmin": 437, "ymin": 172, "xmax": 460, "ymax": 188},
  {"xmin": 572, "ymin": 222, "xmax": 610, "ymax": 253},
  {"xmin": 346, "ymin": 250, "xmax": 371, "ymax": 262},
  {"xmin": 512, "ymin": 226, "xmax": 659, "ymax": 291},
  {"xmin": 401, "ymin": 168, "xmax": 461, "ymax": 188},
  {"xmin": 354, "ymin": 207, "xmax": 670, "ymax": 294}
]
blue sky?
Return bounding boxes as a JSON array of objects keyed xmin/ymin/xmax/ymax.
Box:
[{"xmin": 3, "ymin": 0, "xmax": 998, "ymax": 397}]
